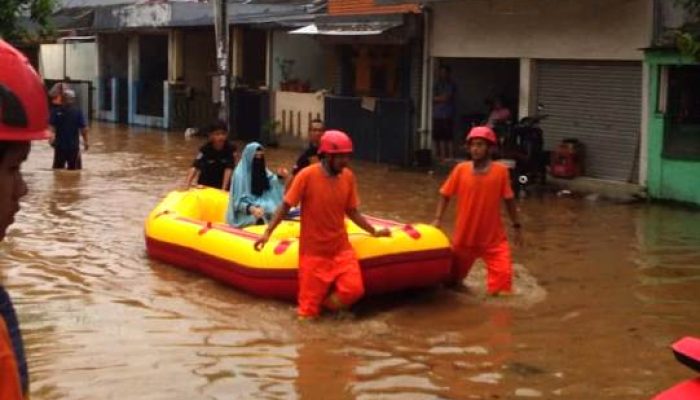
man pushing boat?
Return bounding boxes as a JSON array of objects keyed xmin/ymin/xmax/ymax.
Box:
[{"xmin": 254, "ymin": 130, "xmax": 390, "ymax": 320}]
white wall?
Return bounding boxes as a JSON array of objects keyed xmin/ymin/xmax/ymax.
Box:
[
  {"xmin": 183, "ymin": 29, "xmax": 215, "ymax": 93},
  {"xmin": 431, "ymin": 0, "xmax": 652, "ymax": 60},
  {"xmin": 39, "ymin": 41, "xmax": 98, "ymax": 117},
  {"xmin": 271, "ymin": 30, "xmax": 328, "ymax": 91},
  {"xmin": 40, "ymin": 42, "xmax": 97, "ymax": 81}
]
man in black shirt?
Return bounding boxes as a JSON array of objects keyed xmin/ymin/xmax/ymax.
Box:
[
  {"xmin": 184, "ymin": 121, "xmax": 236, "ymax": 190},
  {"xmin": 291, "ymin": 119, "xmax": 324, "ymax": 176}
]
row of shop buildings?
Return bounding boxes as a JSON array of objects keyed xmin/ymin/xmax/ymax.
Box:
[{"xmin": 31, "ymin": 0, "xmax": 700, "ymax": 206}]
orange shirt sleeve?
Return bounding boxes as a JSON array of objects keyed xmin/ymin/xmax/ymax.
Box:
[
  {"xmin": 346, "ymin": 172, "xmax": 359, "ymax": 210},
  {"xmin": 440, "ymin": 163, "xmax": 463, "ymax": 197},
  {"xmin": 0, "ymin": 319, "xmax": 23, "ymax": 400},
  {"xmin": 284, "ymin": 168, "xmax": 307, "ymax": 207},
  {"xmin": 501, "ymin": 166, "xmax": 514, "ymax": 199}
]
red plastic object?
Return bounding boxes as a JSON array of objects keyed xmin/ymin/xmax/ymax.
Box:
[
  {"xmin": 0, "ymin": 39, "xmax": 50, "ymax": 141},
  {"xmin": 550, "ymin": 140, "xmax": 583, "ymax": 179},
  {"xmin": 673, "ymin": 337, "xmax": 700, "ymax": 373},
  {"xmin": 653, "ymin": 378, "xmax": 700, "ymax": 400}
]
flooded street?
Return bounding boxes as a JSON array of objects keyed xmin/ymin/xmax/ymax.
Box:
[{"xmin": 2, "ymin": 122, "xmax": 699, "ymax": 399}]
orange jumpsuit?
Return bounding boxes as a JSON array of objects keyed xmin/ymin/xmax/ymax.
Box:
[
  {"xmin": 0, "ymin": 318, "xmax": 23, "ymax": 400},
  {"xmin": 284, "ymin": 164, "xmax": 364, "ymax": 317},
  {"xmin": 440, "ymin": 161, "xmax": 514, "ymax": 293}
]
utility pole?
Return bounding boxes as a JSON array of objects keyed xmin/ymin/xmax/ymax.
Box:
[{"xmin": 213, "ymin": 0, "xmax": 230, "ymax": 131}]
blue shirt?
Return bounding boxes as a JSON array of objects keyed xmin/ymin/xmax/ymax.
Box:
[
  {"xmin": 50, "ymin": 106, "xmax": 86, "ymax": 150},
  {"xmin": 433, "ymin": 80, "xmax": 457, "ymax": 120}
]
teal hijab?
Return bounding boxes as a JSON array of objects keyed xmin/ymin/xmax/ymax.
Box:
[{"xmin": 226, "ymin": 142, "xmax": 284, "ymax": 227}]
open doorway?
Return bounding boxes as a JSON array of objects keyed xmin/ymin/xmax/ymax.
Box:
[
  {"xmin": 436, "ymin": 57, "xmax": 520, "ymax": 139},
  {"xmin": 240, "ymin": 28, "xmax": 267, "ymax": 89},
  {"xmin": 138, "ymin": 34, "xmax": 168, "ymax": 117}
]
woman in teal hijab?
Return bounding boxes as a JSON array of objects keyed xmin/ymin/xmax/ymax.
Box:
[{"xmin": 226, "ymin": 142, "xmax": 286, "ymax": 228}]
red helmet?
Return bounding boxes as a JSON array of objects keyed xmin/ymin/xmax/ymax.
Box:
[
  {"xmin": 0, "ymin": 39, "xmax": 50, "ymax": 141},
  {"xmin": 318, "ymin": 130, "xmax": 353, "ymax": 155},
  {"xmin": 466, "ymin": 126, "xmax": 497, "ymax": 145}
]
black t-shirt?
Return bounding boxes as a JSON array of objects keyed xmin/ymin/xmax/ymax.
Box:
[
  {"xmin": 292, "ymin": 145, "xmax": 319, "ymax": 175},
  {"xmin": 193, "ymin": 142, "xmax": 235, "ymax": 188}
]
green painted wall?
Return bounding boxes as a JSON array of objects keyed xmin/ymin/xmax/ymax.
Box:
[{"xmin": 646, "ymin": 50, "xmax": 700, "ymax": 206}]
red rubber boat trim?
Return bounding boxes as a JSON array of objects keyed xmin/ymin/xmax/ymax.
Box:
[
  {"xmin": 672, "ymin": 337, "xmax": 700, "ymax": 373},
  {"xmin": 145, "ymin": 236, "xmax": 452, "ymax": 302},
  {"xmin": 653, "ymin": 377, "xmax": 700, "ymax": 400}
]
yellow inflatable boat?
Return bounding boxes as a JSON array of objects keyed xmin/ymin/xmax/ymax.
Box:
[{"xmin": 145, "ymin": 187, "xmax": 452, "ymax": 301}]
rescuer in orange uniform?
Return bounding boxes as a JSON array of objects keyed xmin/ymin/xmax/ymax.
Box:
[
  {"xmin": 0, "ymin": 39, "xmax": 52, "ymax": 399},
  {"xmin": 432, "ymin": 126, "xmax": 523, "ymax": 295},
  {"xmin": 255, "ymin": 130, "xmax": 390, "ymax": 319}
]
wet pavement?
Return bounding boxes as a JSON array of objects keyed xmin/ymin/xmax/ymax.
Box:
[{"xmin": 2, "ymin": 122, "xmax": 699, "ymax": 399}]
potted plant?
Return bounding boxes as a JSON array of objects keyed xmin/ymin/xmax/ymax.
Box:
[{"xmin": 276, "ymin": 58, "xmax": 295, "ymax": 91}]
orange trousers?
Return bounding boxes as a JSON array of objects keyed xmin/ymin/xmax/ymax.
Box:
[
  {"xmin": 0, "ymin": 319, "xmax": 22, "ymax": 400},
  {"xmin": 453, "ymin": 239, "xmax": 513, "ymax": 294},
  {"xmin": 298, "ymin": 249, "xmax": 365, "ymax": 318}
]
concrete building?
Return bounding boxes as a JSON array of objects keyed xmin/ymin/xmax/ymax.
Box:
[
  {"xmin": 645, "ymin": 1, "xmax": 700, "ymax": 205},
  {"xmin": 379, "ymin": 0, "xmax": 657, "ymax": 184}
]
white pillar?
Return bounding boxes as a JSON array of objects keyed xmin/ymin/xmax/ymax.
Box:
[
  {"xmin": 639, "ymin": 62, "xmax": 650, "ymax": 185},
  {"xmin": 265, "ymin": 29, "xmax": 273, "ymax": 88},
  {"xmin": 231, "ymin": 27, "xmax": 241, "ymax": 85},
  {"xmin": 168, "ymin": 29, "xmax": 183, "ymax": 82},
  {"xmin": 127, "ymin": 35, "xmax": 140, "ymax": 124},
  {"xmin": 419, "ymin": 9, "xmax": 433, "ymax": 150},
  {"xmin": 518, "ymin": 58, "xmax": 535, "ymax": 119}
]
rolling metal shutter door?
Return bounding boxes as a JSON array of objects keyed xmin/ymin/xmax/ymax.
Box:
[{"xmin": 536, "ymin": 61, "xmax": 642, "ymax": 182}]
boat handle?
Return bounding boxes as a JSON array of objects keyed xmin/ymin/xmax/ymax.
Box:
[
  {"xmin": 402, "ymin": 224, "xmax": 421, "ymax": 240},
  {"xmin": 198, "ymin": 221, "xmax": 213, "ymax": 235}
]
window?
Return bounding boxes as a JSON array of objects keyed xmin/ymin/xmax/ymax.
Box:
[{"xmin": 663, "ymin": 65, "xmax": 700, "ymax": 159}]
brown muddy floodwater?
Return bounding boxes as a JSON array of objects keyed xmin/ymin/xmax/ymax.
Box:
[{"xmin": 2, "ymin": 122, "xmax": 699, "ymax": 399}]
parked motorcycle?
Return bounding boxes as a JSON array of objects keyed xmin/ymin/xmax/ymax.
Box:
[{"xmin": 497, "ymin": 113, "xmax": 548, "ymax": 196}]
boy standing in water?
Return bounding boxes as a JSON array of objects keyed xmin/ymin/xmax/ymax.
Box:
[
  {"xmin": 432, "ymin": 126, "xmax": 523, "ymax": 295},
  {"xmin": 0, "ymin": 39, "xmax": 52, "ymax": 399},
  {"xmin": 184, "ymin": 121, "xmax": 236, "ymax": 191},
  {"xmin": 255, "ymin": 130, "xmax": 390, "ymax": 319}
]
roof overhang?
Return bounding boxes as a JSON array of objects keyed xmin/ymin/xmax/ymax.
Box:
[{"xmin": 290, "ymin": 13, "xmax": 404, "ymax": 36}]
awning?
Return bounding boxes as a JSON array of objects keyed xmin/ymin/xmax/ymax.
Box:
[
  {"xmin": 375, "ymin": 0, "xmax": 451, "ymax": 4},
  {"xmin": 290, "ymin": 14, "xmax": 404, "ymax": 36}
]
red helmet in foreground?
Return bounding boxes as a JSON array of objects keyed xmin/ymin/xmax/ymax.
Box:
[
  {"xmin": 319, "ymin": 130, "xmax": 353, "ymax": 155},
  {"xmin": 466, "ymin": 126, "xmax": 497, "ymax": 145},
  {"xmin": 0, "ymin": 39, "xmax": 50, "ymax": 141}
]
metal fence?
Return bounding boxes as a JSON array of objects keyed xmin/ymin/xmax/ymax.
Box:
[
  {"xmin": 324, "ymin": 96, "xmax": 412, "ymax": 166},
  {"xmin": 169, "ymin": 85, "xmax": 217, "ymax": 132}
]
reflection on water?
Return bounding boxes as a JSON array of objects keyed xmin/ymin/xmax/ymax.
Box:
[{"xmin": 0, "ymin": 122, "xmax": 697, "ymax": 399}]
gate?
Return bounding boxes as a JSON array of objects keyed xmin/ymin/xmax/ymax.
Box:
[{"xmin": 324, "ymin": 96, "xmax": 412, "ymax": 166}]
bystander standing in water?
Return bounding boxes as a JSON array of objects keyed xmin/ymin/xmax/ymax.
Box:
[{"xmin": 49, "ymin": 89, "xmax": 88, "ymax": 170}]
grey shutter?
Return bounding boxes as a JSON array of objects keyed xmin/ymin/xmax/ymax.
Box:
[{"xmin": 536, "ymin": 60, "xmax": 642, "ymax": 182}]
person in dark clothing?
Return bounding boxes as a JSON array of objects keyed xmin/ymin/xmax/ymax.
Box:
[
  {"xmin": 292, "ymin": 119, "xmax": 324, "ymax": 176},
  {"xmin": 184, "ymin": 121, "xmax": 236, "ymax": 190},
  {"xmin": 49, "ymin": 89, "xmax": 88, "ymax": 170},
  {"xmin": 433, "ymin": 65, "xmax": 457, "ymax": 162}
]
